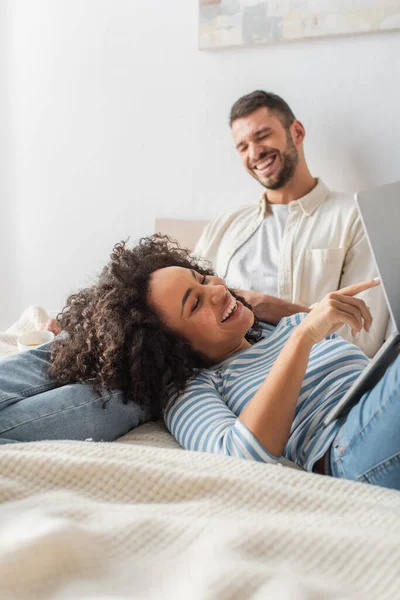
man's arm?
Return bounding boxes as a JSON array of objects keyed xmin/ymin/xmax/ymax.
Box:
[{"xmin": 236, "ymin": 290, "xmax": 309, "ymax": 325}]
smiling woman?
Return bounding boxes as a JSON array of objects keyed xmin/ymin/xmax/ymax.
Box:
[
  {"xmin": 48, "ymin": 235, "xmax": 261, "ymax": 418},
  {"xmin": 148, "ymin": 265, "xmax": 255, "ymax": 362},
  {"xmin": 0, "ymin": 235, "xmax": 399, "ymax": 490}
]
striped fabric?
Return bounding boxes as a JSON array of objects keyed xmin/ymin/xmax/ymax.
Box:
[{"xmin": 164, "ymin": 314, "xmax": 370, "ymax": 472}]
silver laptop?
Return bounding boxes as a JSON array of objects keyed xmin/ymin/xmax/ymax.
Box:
[{"xmin": 323, "ymin": 180, "xmax": 400, "ymax": 426}]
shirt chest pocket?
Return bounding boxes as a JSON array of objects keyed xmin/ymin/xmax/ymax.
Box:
[{"xmin": 302, "ymin": 247, "xmax": 346, "ymax": 305}]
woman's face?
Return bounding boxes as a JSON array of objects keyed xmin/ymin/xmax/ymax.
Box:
[{"xmin": 148, "ymin": 266, "xmax": 255, "ymax": 362}]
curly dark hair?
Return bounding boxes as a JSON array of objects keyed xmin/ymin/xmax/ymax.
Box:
[{"xmin": 49, "ymin": 235, "xmax": 261, "ymax": 419}]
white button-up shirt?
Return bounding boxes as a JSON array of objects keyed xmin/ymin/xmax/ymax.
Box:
[
  {"xmin": 225, "ymin": 203, "xmax": 289, "ymax": 297},
  {"xmin": 194, "ymin": 179, "xmax": 389, "ymax": 357}
]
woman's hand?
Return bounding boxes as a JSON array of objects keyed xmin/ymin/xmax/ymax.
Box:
[{"xmin": 297, "ymin": 279, "xmax": 381, "ymax": 345}]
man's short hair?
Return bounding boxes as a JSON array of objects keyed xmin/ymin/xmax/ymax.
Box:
[{"xmin": 229, "ymin": 90, "xmax": 296, "ymax": 129}]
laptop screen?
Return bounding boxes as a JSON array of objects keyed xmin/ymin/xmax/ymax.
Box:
[{"xmin": 355, "ymin": 180, "xmax": 400, "ymax": 333}]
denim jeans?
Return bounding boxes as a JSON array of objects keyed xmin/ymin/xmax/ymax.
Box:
[
  {"xmin": 330, "ymin": 353, "xmax": 400, "ymax": 490},
  {"xmin": 0, "ymin": 342, "xmax": 149, "ymax": 443}
]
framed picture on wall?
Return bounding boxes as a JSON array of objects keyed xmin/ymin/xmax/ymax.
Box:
[{"xmin": 199, "ymin": 1, "xmax": 400, "ymax": 50}]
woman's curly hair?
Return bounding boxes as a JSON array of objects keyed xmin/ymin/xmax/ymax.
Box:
[{"xmin": 49, "ymin": 235, "xmax": 261, "ymax": 419}]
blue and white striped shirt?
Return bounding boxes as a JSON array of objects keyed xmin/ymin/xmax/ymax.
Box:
[{"xmin": 164, "ymin": 314, "xmax": 369, "ymax": 472}]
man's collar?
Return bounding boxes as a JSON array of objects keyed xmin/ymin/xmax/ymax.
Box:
[{"xmin": 258, "ymin": 179, "xmax": 329, "ymax": 216}]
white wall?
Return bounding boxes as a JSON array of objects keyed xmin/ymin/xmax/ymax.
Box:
[
  {"xmin": 0, "ymin": 1, "xmax": 18, "ymax": 328},
  {"xmin": 2, "ymin": 0, "xmax": 400, "ymax": 327}
]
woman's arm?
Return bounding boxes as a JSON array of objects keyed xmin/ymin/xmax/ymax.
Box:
[
  {"xmin": 239, "ymin": 279, "xmax": 379, "ymax": 457},
  {"xmin": 164, "ymin": 376, "xmax": 283, "ymax": 464},
  {"xmin": 239, "ymin": 327, "xmax": 313, "ymax": 456}
]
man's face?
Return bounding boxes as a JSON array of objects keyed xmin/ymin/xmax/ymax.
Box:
[{"xmin": 232, "ymin": 107, "xmax": 299, "ymax": 190}]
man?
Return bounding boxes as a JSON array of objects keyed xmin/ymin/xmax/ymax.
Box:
[{"xmin": 195, "ymin": 90, "xmax": 388, "ymax": 357}]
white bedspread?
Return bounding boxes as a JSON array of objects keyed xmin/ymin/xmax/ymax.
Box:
[
  {"xmin": 0, "ymin": 424, "xmax": 400, "ymax": 599},
  {"xmin": 1, "ymin": 309, "xmax": 400, "ymax": 599}
]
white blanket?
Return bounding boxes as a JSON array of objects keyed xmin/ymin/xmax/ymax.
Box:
[
  {"xmin": 0, "ymin": 305, "xmax": 50, "ymax": 358},
  {"xmin": 1, "ymin": 427, "xmax": 400, "ymax": 599},
  {"xmin": 1, "ymin": 310, "xmax": 400, "ymax": 599}
]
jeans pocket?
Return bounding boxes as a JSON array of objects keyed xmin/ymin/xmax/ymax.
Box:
[{"xmin": 357, "ymin": 452, "xmax": 400, "ymax": 490}]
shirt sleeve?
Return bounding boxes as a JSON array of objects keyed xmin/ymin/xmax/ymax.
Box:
[
  {"xmin": 193, "ymin": 222, "xmax": 212, "ymax": 259},
  {"xmin": 193, "ymin": 216, "xmax": 225, "ymax": 266},
  {"xmin": 337, "ymin": 218, "xmax": 389, "ymax": 358},
  {"xmin": 163, "ymin": 376, "xmax": 281, "ymax": 464}
]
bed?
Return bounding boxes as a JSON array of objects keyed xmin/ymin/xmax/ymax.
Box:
[{"xmin": 1, "ymin": 221, "xmax": 399, "ymax": 600}]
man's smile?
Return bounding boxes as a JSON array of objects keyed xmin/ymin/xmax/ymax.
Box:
[{"xmin": 252, "ymin": 152, "xmax": 278, "ymax": 177}]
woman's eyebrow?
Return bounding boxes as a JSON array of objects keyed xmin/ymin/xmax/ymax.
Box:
[
  {"xmin": 181, "ymin": 271, "xmax": 197, "ymax": 315},
  {"xmin": 181, "ymin": 288, "xmax": 193, "ymax": 315}
]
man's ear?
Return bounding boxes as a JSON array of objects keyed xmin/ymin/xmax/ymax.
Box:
[{"xmin": 290, "ymin": 119, "xmax": 305, "ymax": 146}]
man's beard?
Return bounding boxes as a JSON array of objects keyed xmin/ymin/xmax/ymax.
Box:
[{"xmin": 256, "ymin": 131, "xmax": 299, "ymax": 191}]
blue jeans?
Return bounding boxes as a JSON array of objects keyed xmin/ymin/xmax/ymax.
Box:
[
  {"xmin": 330, "ymin": 353, "xmax": 400, "ymax": 490},
  {"xmin": 0, "ymin": 342, "xmax": 149, "ymax": 443}
]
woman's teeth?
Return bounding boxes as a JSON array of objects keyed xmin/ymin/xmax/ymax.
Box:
[{"xmin": 221, "ymin": 296, "xmax": 237, "ymax": 322}]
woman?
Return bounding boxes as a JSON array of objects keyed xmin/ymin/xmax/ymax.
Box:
[{"xmin": 1, "ymin": 236, "xmax": 398, "ymax": 490}]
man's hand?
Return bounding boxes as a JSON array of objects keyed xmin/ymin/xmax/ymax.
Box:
[
  {"xmin": 39, "ymin": 318, "xmax": 61, "ymax": 335},
  {"xmin": 236, "ymin": 289, "xmax": 310, "ymax": 325}
]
